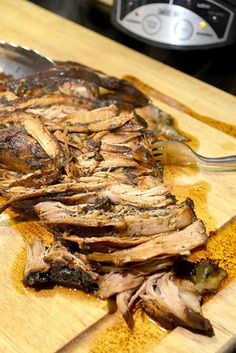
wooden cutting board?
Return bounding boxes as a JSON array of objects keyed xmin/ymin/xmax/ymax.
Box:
[{"xmin": 0, "ymin": 1, "xmax": 235, "ymax": 352}]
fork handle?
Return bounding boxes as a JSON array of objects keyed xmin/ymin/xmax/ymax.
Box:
[{"xmin": 197, "ymin": 154, "xmax": 236, "ymax": 171}]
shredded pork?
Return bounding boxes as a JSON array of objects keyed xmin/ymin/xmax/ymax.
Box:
[{"xmin": 0, "ymin": 61, "xmax": 226, "ymax": 336}]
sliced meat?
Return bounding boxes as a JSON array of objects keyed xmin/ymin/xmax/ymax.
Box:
[
  {"xmin": 0, "ymin": 94, "xmax": 95, "ymax": 115},
  {"xmin": 99, "ymin": 144, "xmax": 154, "ymax": 168},
  {"xmin": 19, "ymin": 114, "xmax": 64, "ymax": 163},
  {"xmin": 48, "ymin": 110, "xmax": 134, "ymax": 133},
  {"xmin": 0, "ymin": 179, "xmax": 115, "ymax": 213},
  {"xmin": 34, "ymin": 201, "xmax": 127, "ymax": 229},
  {"xmin": 33, "ymin": 200, "xmax": 194, "ymax": 238},
  {"xmin": 62, "ymin": 234, "xmax": 152, "ymax": 252},
  {"xmin": 62, "ymin": 202, "xmax": 194, "ymax": 250},
  {"xmin": 92, "ymin": 258, "xmax": 173, "ymax": 276},
  {"xmin": 99, "ymin": 131, "xmax": 142, "ymax": 145},
  {"xmin": 44, "ymin": 241, "xmax": 98, "ymax": 291},
  {"xmin": 139, "ymin": 272, "xmax": 214, "ymax": 336},
  {"xmin": 28, "ymin": 104, "xmax": 86, "ymax": 122},
  {"xmin": 103, "ymin": 183, "xmax": 169, "ymax": 208},
  {"xmin": 56, "ymin": 62, "xmax": 149, "ymax": 107},
  {"xmin": 123, "ymin": 202, "xmax": 193, "ymax": 236},
  {"xmin": 116, "ymin": 289, "xmax": 136, "ymax": 322},
  {"xmin": 88, "ymin": 220, "xmax": 207, "ymax": 265},
  {"xmin": 56, "ymin": 104, "xmax": 118, "ymax": 125},
  {"xmin": 6, "ymin": 70, "xmax": 99, "ymax": 99},
  {"xmin": 98, "ymin": 271, "xmax": 145, "ymax": 299}
]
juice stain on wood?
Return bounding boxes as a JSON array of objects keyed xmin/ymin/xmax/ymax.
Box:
[
  {"xmin": 163, "ymin": 165, "xmax": 216, "ymax": 233},
  {"xmin": 124, "ymin": 75, "xmax": 236, "ymax": 138},
  {"xmin": 89, "ymin": 310, "xmax": 168, "ymax": 353}
]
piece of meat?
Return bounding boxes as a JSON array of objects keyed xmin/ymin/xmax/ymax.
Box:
[
  {"xmin": 19, "ymin": 114, "xmax": 64, "ymax": 162},
  {"xmin": 96, "ymin": 258, "xmax": 173, "ymax": 275},
  {"xmin": 34, "ymin": 201, "xmax": 127, "ymax": 229},
  {"xmin": 33, "ymin": 200, "xmax": 194, "ymax": 238},
  {"xmin": 0, "ymin": 167, "xmax": 20, "ymax": 189},
  {"xmin": 98, "ymin": 131, "xmax": 143, "ymax": 145},
  {"xmin": 0, "ymin": 112, "xmax": 64, "ymax": 162},
  {"xmin": 103, "ymin": 183, "xmax": 169, "ymax": 208},
  {"xmin": 56, "ymin": 62, "xmax": 149, "ymax": 107},
  {"xmin": 138, "ymin": 272, "xmax": 214, "ymax": 336},
  {"xmin": 24, "ymin": 238, "xmax": 98, "ymax": 291},
  {"xmin": 98, "ymin": 271, "xmax": 145, "ymax": 299},
  {"xmin": 6, "ymin": 70, "xmax": 99, "ymax": 100},
  {"xmin": 122, "ymin": 203, "xmax": 193, "ymax": 236},
  {"xmin": 48, "ymin": 110, "xmax": 134, "ymax": 133},
  {"xmin": 136, "ymin": 104, "xmax": 187, "ymax": 141},
  {"xmin": 62, "ymin": 234, "xmax": 152, "ymax": 252},
  {"xmin": 99, "ymin": 143, "xmax": 154, "ymax": 168},
  {"xmin": 24, "ymin": 237, "xmax": 50, "ymax": 287},
  {"xmin": 116, "ymin": 289, "xmax": 136, "ymax": 322},
  {"xmin": 0, "ymin": 126, "xmax": 55, "ymax": 174},
  {"xmin": 0, "ymin": 94, "xmax": 96, "ymax": 115},
  {"xmin": 6, "ymin": 63, "xmax": 148, "ymax": 107},
  {"xmin": 28, "ymin": 104, "xmax": 86, "ymax": 122},
  {"xmin": 58, "ymin": 80, "xmax": 99, "ymax": 99},
  {"xmin": 0, "ymin": 179, "xmax": 116, "ymax": 213},
  {"xmin": 88, "ymin": 220, "xmax": 207, "ymax": 265},
  {"xmin": 54, "ymin": 104, "xmax": 118, "ymax": 125},
  {"xmin": 62, "ymin": 201, "xmax": 195, "ymax": 249}
]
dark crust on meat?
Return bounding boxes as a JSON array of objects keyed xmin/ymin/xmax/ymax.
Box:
[
  {"xmin": 142, "ymin": 302, "xmax": 214, "ymax": 336},
  {"xmin": 0, "ymin": 126, "xmax": 54, "ymax": 173},
  {"xmin": 24, "ymin": 267, "xmax": 98, "ymax": 292},
  {"xmin": 5, "ymin": 63, "xmax": 148, "ymax": 107}
]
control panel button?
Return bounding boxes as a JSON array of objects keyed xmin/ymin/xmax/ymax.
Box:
[
  {"xmin": 175, "ymin": 19, "xmax": 194, "ymax": 40},
  {"xmin": 194, "ymin": 0, "xmax": 231, "ymax": 38},
  {"xmin": 142, "ymin": 14, "xmax": 161, "ymax": 35}
]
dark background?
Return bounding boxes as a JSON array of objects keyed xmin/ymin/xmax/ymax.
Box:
[{"xmin": 30, "ymin": 0, "xmax": 236, "ymax": 95}]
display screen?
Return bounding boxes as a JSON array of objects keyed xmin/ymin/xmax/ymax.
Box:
[{"xmin": 173, "ymin": 0, "xmax": 197, "ymax": 9}]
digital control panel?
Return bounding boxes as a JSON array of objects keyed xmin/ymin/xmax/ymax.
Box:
[{"xmin": 112, "ymin": 0, "xmax": 235, "ymax": 48}]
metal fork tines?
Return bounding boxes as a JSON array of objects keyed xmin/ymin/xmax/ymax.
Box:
[{"xmin": 152, "ymin": 140, "xmax": 236, "ymax": 172}]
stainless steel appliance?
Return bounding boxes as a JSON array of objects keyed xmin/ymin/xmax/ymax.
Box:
[{"xmin": 112, "ymin": 0, "xmax": 236, "ymax": 49}]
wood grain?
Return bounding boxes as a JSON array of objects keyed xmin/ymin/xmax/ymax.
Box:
[{"xmin": 0, "ymin": 1, "xmax": 235, "ymax": 352}]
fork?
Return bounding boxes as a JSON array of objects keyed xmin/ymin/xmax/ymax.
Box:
[{"xmin": 152, "ymin": 140, "xmax": 236, "ymax": 171}]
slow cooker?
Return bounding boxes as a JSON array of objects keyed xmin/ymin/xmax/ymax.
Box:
[{"xmin": 112, "ymin": 0, "xmax": 236, "ymax": 49}]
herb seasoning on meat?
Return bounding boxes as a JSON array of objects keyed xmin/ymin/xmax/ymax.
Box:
[{"xmin": 0, "ymin": 61, "xmax": 226, "ymax": 336}]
